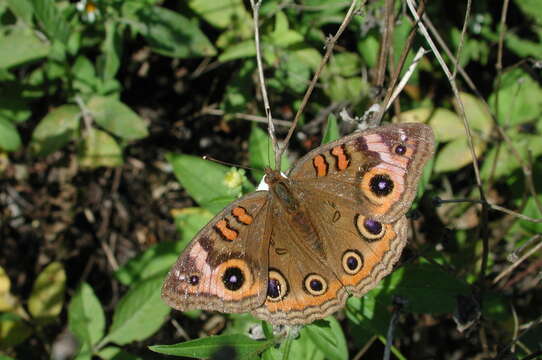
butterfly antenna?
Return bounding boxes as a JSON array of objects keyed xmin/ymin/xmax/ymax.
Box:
[{"xmin": 202, "ymin": 155, "xmax": 253, "ymax": 171}]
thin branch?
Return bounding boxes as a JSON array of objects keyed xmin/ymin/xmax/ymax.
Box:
[
  {"xmin": 249, "ymin": 0, "xmax": 279, "ymax": 167},
  {"xmin": 279, "ymin": 0, "xmax": 360, "ymax": 160},
  {"xmin": 452, "ymin": 0, "xmax": 472, "ymax": 80},
  {"xmin": 493, "ymin": 235, "xmax": 542, "ymax": 284}
]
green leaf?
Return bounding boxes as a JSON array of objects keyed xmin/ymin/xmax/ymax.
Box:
[
  {"xmin": 98, "ymin": 346, "xmax": 142, "ymax": 360},
  {"xmin": 433, "ymin": 137, "xmax": 486, "ymax": 173},
  {"xmin": 150, "ymin": 334, "xmax": 273, "ymax": 359},
  {"xmin": 0, "ymin": 90, "xmax": 32, "ymax": 124},
  {"xmin": 173, "ymin": 207, "xmax": 214, "ymax": 243},
  {"xmin": 456, "ymin": 92, "xmax": 492, "ymax": 137},
  {"xmin": 30, "ymin": 104, "xmax": 80, "ymax": 156},
  {"xmin": 87, "ymin": 96, "xmax": 148, "ymax": 141},
  {"xmin": 6, "ymin": 0, "xmax": 33, "ymax": 24},
  {"xmin": 0, "ymin": 28, "xmax": 50, "ymax": 69},
  {"xmin": 72, "ymin": 56, "xmax": 98, "ymax": 94},
  {"xmin": 305, "ymin": 318, "xmax": 348, "ymax": 360},
  {"xmin": 0, "ymin": 117, "xmax": 22, "ymax": 152},
  {"xmin": 131, "ymin": 6, "xmax": 216, "ymax": 58},
  {"xmin": 68, "ymin": 283, "xmax": 105, "ymax": 350},
  {"xmin": 78, "ymin": 128, "xmax": 123, "ymax": 168},
  {"xmin": 188, "ymin": 0, "xmax": 252, "ymax": 30},
  {"xmin": 101, "ymin": 21, "xmax": 122, "ymax": 81},
  {"xmin": 394, "ymin": 108, "xmax": 464, "ymax": 142},
  {"xmin": 489, "ymin": 68, "xmax": 542, "ymax": 126},
  {"xmin": 104, "ymin": 275, "xmax": 169, "ymax": 346},
  {"xmin": 167, "ymin": 153, "xmax": 240, "ymax": 213},
  {"xmin": 381, "ymin": 262, "xmax": 470, "ymax": 314},
  {"xmin": 30, "ymin": 0, "xmax": 70, "ymax": 43},
  {"xmin": 28, "ymin": 262, "xmax": 66, "ymax": 324},
  {"xmin": 322, "ymin": 114, "xmax": 340, "ymax": 144},
  {"xmin": 481, "ymin": 133, "xmax": 542, "ymax": 181},
  {"xmin": 248, "ymin": 125, "xmax": 290, "ymax": 181},
  {"xmin": 218, "ymin": 39, "xmax": 255, "ymax": 62},
  {"xmin": 0, "ymin": 312, "xmax": 33, "ymax": 349}
]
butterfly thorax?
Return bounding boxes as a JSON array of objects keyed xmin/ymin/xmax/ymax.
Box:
[{"xmin": 264, "ymin": 168, "xmax": 299, "ymax": 213}]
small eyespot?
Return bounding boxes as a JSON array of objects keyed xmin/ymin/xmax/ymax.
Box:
[
  {"xmin": 304, "ymin": 274, "xmax": 327, "ymax": 296},
  {"xmin": 189, "ymin": 275, "xmax": 199, "ymax": 286},
  {"xmin": 355, "ymin": 215, "xmax": 386, "ymax": 241},
  {"xmin": 267, "ymin": 269, "xmax": 288, "ymax": 301},
  {"xmin": 222, "ymin": 267, "xmax": 244, "ymax": 291},
  {"xmin": 369, "ymin": 174, "xmax": 394, "ymax": 197},
  {"xmin": 394, "ymin": 144, "xmax": 407, "ymax": 155},
  {"xmin": 342, "ymin": 250, "xmax": 363, "ymax": 275}
]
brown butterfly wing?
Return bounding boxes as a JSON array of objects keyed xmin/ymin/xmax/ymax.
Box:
[
  {"xmin": 250, "ymin": 189, "xmax": 407, "ymax": 325},
  {"xmin": 162, "ymin": 191, "xmax": 271, "ymax": 314},
  {"xmin": 288, "ymin": 123, "xmax": 435, "ymax": 223}
]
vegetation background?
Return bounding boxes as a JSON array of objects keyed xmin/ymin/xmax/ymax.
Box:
[{"xmin": 0, "ymin": 0, "xmax": 541, "ymax": 359}]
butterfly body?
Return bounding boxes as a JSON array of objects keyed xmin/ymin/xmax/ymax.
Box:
[{"xmin": 162, "ymin": 123, "xmax": 434, "ymax": 325}]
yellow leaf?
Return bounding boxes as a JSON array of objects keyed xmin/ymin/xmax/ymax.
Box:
[{"xmin": 28, "ymin": 262, "xmax": 66, "ymax": 324}]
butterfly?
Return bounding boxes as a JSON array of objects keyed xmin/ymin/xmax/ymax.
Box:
[{"xmin": 162, "ymin": 123, "xmax": 434, "ymax": 325}]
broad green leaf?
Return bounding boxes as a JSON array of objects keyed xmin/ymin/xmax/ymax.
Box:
[
  {"xmin": 456, "ymin": 92, "xmax": 492, "ymax": 137},
  {"xmin": 324, "ymin": 52, "xmax": 361, "ymax": 78},
  {"xmin": 269, "ymin": 12, "xmax": 304, "ymax": 47},
  {"xmin": 322, "ymin": 114, "xmax": 340, "ymax": 144},
  {"xmin": 150, "ymin": 334, "xmax": 273, "ymax": 359},
  {"xmin": 28, "ymin": 262, "xmax": 66, "ymax": 324},
  {"xmin": 172, "ymin": 207, "xmax": 214, "ymax": 243},
  {"xmin": 72, "ymin": 56, "xmax": 98, "ymax": 94},
  {"xmin": 30, "ymin": 104, "xmax": 80, "ymax": 156},
  {"xmin": 0, "ymin": 355, "xmax": 16, "ymax": 360},
  {"xmin": 218, "ymin": 40, "xmax": 255, "ymax": 62},
  {"xmin": 167, "ymin": 153, "xmax": 240, "ymax": 213},
  {"xmin": 481, "ymin": 133, "xmax": 542, "ymax": 181},
  {"xmin": 101, "ymin": 21, "xmax": 122, "ymax": 81},
  {"xmin": 517, "ymin": 195, "xmax": 542, "ymax": 234},
  {"xmin": 0, "ymin": 28, "xmax": 50, "ymax": 69},
  {"xmin": 489, "ymin": 68, "xmax": 542, "ymax": 126},
  {"xmin": 0, "ymin": 117, "xmax": 21, "ymax": 152},
  {"xmin": 0, "ymin": 92, "xmax": 32, "ymax": 124},
  {"xmin": 87, "ymin": 96, "xmax": 148, "ymax": 141},
  {"xmin": 30, "ymin": 0, "xmax": 70, "ymax": 43},
  {"xmin": 105, "ymin": 275, "xmax": 169, "ymax": 345},
  {"xmin": 305, "ymin": 318, "xmax": 348, "ymax": 360},
  {"xmin": 188, "ymin": 0, "xmax": 251, "ymax": 30},
  {"xmin": 6, "ymin": 0, "xmax": 33, "ymax": 24},
  {"xmin": 248, "ymin": 125, "xmax": 290, "ymax": 181},
  {"xmin": 282, "ymin": 328, "xmax": 324, "ymax": 360},
  {"xmin": 98, "ymin": 346, "xmax": 142, "ymax": 360},
  {"xmin": 0, "ymin": 313, "xmax": 32, "ymax": 349},
  {"xmin": 78, "ymin": 128, "xmax": 123, "ymax": 168},
  {"xmin": 326, "ymin": 76, "xmax": 367, "ymax": 103},
  {"xmin": 357, "ymin": 32, "xmax": 380, "ymax": 68},
  {"xmin": 131, "ymin": 6, "xmax": 216, "ymax": 58},
  {"xmin": 68, "ymin": 283, "xmax": 105, "ymax": 350},
  {"xmin": 393, "ymin": 108, "xmax": 464, "ymax": 142},
  {"xmin": 434, "ymin": 137, "xmax": 486, "ymax": 173}
]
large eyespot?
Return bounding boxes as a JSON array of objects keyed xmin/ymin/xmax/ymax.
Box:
[
  {"xmin": 355, "ymin": 214, "xmax": 386, "ymax": 241},
  {"xmin": 222, "ymin": 267, "xmax": 244, "ymax": 291},
  {"xmin": 216, "ymin": 259, "xmax": 253, "ymax": 293},
  {"xmin": 267, "ymin": 269, "xmax": 288, "ymax": 301},
  {"xmin": 188, "ymin": 275, "xmax": 200, "ymax": 286},
  {"xmin": 342, "ymin": 250, "xmax": 363, "ymax": 275},
  {"xmin": 303, "ymin": 274, "xmax": 327, "ymax": 296},
  {"xmin": 394, "ymin": 144, "xmax": 407, "ymax": 155},
  {"xmin": 369, "ymin": 174, "xmax": 394, "ymax": 197}
]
